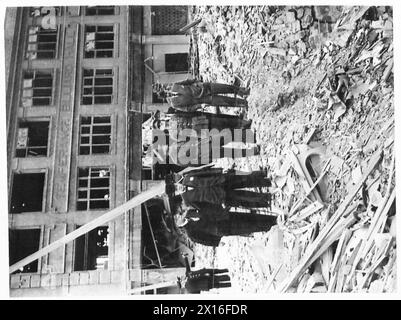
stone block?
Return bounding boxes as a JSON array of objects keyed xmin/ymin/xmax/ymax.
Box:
[
  {"xmin": 296, "ymin": 8, "xmax": 305, "ymax": 19},
  {"xmin": 61, "ymin": 273, "xmax": 70, "ymax": 287},
  {"xmin": 88, "ymin": 270, "xmax": 99, "ymax": 285},
  {"xmin": 40, "ymin": 274, "xmax": 51, "ymax": 287},
  {"xmin": 20, "ymin": 275, "xmax": 31, "ymax": 288},
  {"xmin": 286, "ymin": 11, "xmax": 296, "ymax": 23},
  {"xmin": 10, "ymin": 275, "xmax": 22, "ymax": 289},
  {"xmin": 50, "ymin": 274, "xmax": 62, "ymax": 288},
  {"xmin": 302, "ymin": 14, "xmax": 314, "ymax": 29},
  {"xmin": 30, "ymin": 274, "xmax": 41, "ymax": 288},
  {"xmin": 111, "ymin": 270, "xmax": 123, "ymax": 283},
  {"xmin": 79, "ymin": 272, "xmax": 90, "ymax": 285},
  {"xmin": 69, "ymin": 272, "xmax": 80, "ymax": 286},
  {"xmin": 99, "ymin": 270, "xmax": 111, "ymax": 284},
  {"xmin": 292, "ymin": 20, "xmax": 301, "ymax": 33}
]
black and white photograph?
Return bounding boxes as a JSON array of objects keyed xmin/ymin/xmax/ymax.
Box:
[{"xmin": 1, "ymin": 2, "xmax": 397, "ymax": 298}]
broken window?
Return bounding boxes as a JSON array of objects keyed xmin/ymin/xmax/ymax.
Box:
[
  {"xmin": 22, "ymin": 70, "xmax": 53, "ymax": 107},
  {"xmin": 77, "ymin": 167, "xmax": 110, "ymax": 210},
  {"xmin": 85, "ymin": 6, "xmax": 115, "ymax": 16},
  {"xmin": 9, "ymin": 229, "xmax": 41, "ymax": 273},
  {"xmin": 165, "ymin": 53, "xmax": 189, "ymax": 73},
  {"xmin": 26, "ymin": 26, "xmax": 58, "ymax": 60},
  {"xmin": 82, "ymin": 68, "xmax": 114, "ymax": 104},
  {"xmin": 84, "ymin": 25, "xmax": 114, "ymax": 59},
  {"xmin": 74, "ymin": 226, "xmax": 109, "ymax": 271},
  {"xmin": 16, "ymin": 120, "xmax": 49, "ymax": 158},
  {"xmin": 10, "ymin": 173, "xmax": 45, "ymax": 213},
  {"xmin": 79, "ymin": 116, "xmax": 111, "ymax": 155}
]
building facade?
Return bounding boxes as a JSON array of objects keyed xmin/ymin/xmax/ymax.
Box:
[{"xmin": 6, "ymin": 5, "xmax": 190, "ymax": 297}]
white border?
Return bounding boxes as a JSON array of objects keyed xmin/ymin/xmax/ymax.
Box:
[{"xmin": 1, "ymin": 0, "xmax": 400, "ymax": 300}]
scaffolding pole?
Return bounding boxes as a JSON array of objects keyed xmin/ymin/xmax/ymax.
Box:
[{"xmin": 128, "ymin": 280, "xmax": 178, "ymax": 295}]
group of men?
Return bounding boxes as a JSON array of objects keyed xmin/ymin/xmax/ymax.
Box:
[
  {"xmin": 148, "ymin": 78, "xmax": 278, "ymax": 293},
  {"xmin": 146, "ymin": 79, "xmax": 260, "ymax": 168}
]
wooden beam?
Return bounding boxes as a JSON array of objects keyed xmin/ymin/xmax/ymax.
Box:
[
  {"xmin": 265, "ymin": 263, "xmax": 283, "ymax": 292},
  {"xmin": 277, "ymin": 149, "xmax": 383, "ymax": 292},
  {"xmin": 179, "ymin": 18, "xmax": 202, "ymax": 33},
  {"xmin": 349, "ymin": 188, "xmax": 396, "ymax": 277},
  {"xmin": 9, "ymin": 183, "xmax": 166, "ymax": 274},
  {"xmin": 128, "ymin": 280, "xmax": 178, "ymax": 294}
]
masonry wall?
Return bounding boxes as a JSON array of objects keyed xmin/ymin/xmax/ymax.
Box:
[{"xmin": 7, "ymin": 6, "xmax": 131, "ymax": 295}]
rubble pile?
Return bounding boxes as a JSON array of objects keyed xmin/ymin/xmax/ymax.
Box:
[{"xmin": 190, "ymin": 5, "xmax": 395, "ymax": 293}]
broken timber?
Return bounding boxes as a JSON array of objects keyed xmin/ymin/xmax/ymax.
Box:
[
  {"xmin": 277, "ymin": 149, "xmax": 383, "ymax": 292},
  {"xmin": 128, "ymin": 280, "xmax": 178, "ymax": 295}
]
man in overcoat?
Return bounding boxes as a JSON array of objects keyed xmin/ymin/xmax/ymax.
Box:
[
  {"xmin": 167, "ymin": 166, "xmax": 272, "ymax": 209},
  {"xmin": 175, "ymin": 203, "xmax": 277, "ymax": 247},
  {"xmin": 153, "ymin": 79, "xmax": 250, "ymax": 112}
]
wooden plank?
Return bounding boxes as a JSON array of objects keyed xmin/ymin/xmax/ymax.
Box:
[
  {"xmin": 350, "ymin": 188, "xmax": 395, "ymax": 276},
  {"xmin": 359, "ymin": 239, "xmax": 394, "ymax": 290},
  {"xmin": 289, "ymin": 201, "xmax": 324, "ymax": 222},
  {"xmin": 330, "ymin": 229, "xmax": 352, "ymax": 275},
  {"xmin": 303, "ymin": 127, "xmax": 317, "ymax": 145},
  {"xmin": 128, "ymin": 281, "xmax": 178, "ymax": 294},
  {"xmin": 179, "ymin": 18, "xmax": 202, "ymax": 32},
  {"xmin": 277, "ymin": 149, "xmax": 383, "ymax": 292},
  {"xmin": 309, "ymin": 214, "xmax": 357, "ymax": 265},
  {"xmin": 265, "ymin": 263, "xmax": 283, "ymax": 292}
]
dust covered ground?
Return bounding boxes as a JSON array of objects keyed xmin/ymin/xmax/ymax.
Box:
[{"xmin": 188, "ymin": 5, "xmax": 395, "ymax": 293}]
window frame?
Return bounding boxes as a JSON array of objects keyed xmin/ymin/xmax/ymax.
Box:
[
  {"xmin": 164, "ymin": 53, "xmax": 189, "ymax": 73},
  {"xmin": 10, "ymin": 170, "xmax": 47, "ymax": 214},
  {"xmin": 76, "ymin": 167, "xmax": 111, "ymax": 211},
  {"xmin": 15, "ymin": 118, "xmax": 51, "ymax": 158},
  {"xmin": 21, "ymin": 69, "xmax": 55, "ymax": 107},
  {"xmin": 73, "ymin": 225, "xmax": 109, "ymax": 271},
  {"xmin": 78, "ymin": 115, "xmax": 112, "ymax": 155},
  {"xmin": 83, "ymin": 24, "xmax": 116, "ymax": 59},
  {"xmin": 81, "ymin": 68, "xmax": 115, "ymax": 105},
  {"xmin": 9, "ymin": 227, "xmax": 43, "ymax": 274},
  {"xmin": 84, "ymin": 6, "xmax": 117, "ymax": 16},
  {"xmin": 25, "ymin": 25, "xmax": 59, "ymax": 60}
]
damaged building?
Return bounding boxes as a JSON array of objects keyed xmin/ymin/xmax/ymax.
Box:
[{"xmin": 5, "ymin": 5, "xmax": 192, "ymax": 296}]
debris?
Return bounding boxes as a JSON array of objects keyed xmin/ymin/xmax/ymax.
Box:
[{"xmin": 190, "ymin": 5, "xmax": 394, "ymax": 294}]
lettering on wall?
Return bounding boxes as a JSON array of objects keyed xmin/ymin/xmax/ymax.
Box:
[{"xmin": 51, "ymin": 24, "xmax": 78, "ymax": 213}]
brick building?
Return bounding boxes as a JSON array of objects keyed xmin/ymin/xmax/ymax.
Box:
[{"xmin": 5, "ymin": 5, "xmax": 191, "ymax": 297}]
